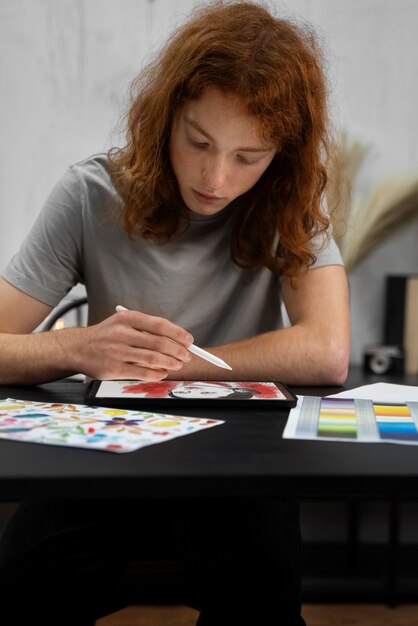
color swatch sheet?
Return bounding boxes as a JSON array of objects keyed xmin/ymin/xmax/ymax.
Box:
[
  {"xmin": 0, "ymin": 398, "xmax": 223, "ymax": 453},
  {"xmin": 283, "ymin": 396, "xmax": 418, "ymax": 445}
]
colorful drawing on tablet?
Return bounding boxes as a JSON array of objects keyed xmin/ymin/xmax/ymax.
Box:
[
  {"xmin": 98, "ymin": 380, "xmax": 288, "ymax": 400},
  {"xmin": 0, "ymin": 398, "xmax": 224, "ymax": 453}
]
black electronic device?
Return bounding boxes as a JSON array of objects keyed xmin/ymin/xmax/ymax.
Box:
[{"xmin": 363, "ymin": 345, "xmax": 404, "ymax": 375}]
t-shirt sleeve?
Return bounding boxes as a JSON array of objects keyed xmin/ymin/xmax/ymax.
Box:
[
  {"xmin": 309, "ymin": 197, "xmax": 344, "ymax": 268},
  {"xmin": 310, "ymin": 229, "xmax": 344, "ymax": 268},
  {"xmin": 1, "ymin": 166, "xmax": 84, "ymax": 306}
]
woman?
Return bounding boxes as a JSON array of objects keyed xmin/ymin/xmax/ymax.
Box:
[
  {"xmin": 0, "ymin": 1, "xmax": 349, "ymax": 624},
  {"xmin": 168, "ymin": 381, "xmax": 257, "ymax": 399}
]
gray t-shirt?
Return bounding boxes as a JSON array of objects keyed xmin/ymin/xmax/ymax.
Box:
[{"xmin": 2, "ymin": 154, "xmax": 343, "ymax": 346}]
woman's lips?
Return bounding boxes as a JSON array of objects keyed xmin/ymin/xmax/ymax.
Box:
[{"xmin": 192, "ymin": 188, "xmax": 223, "ymax": 204}]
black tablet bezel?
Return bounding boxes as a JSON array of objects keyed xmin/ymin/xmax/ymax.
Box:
[{"xmin": 85, "ymin": 380, "xmax": 297, "ymax": 410}]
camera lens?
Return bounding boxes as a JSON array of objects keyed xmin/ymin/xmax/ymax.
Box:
[{"xmin": 369, "ymin": 354, "xmax": 390, "ymax": 374}]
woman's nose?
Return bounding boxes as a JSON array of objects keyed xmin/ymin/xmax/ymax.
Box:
[{"xmin": 201, "ymin": 156, "xmax": 226, "ymax": 190}]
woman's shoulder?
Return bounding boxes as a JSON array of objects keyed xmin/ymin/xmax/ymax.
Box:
[
  {"xmin": 64, "ymin": 152, "xmax": 121, "ymax": 207},
  {"xmin": 40, "ymin": 153, "xmax": 120, "ymax": 227},
  {"xmin": 69, "ymin": 152, "xmax": 112, "ymax": 185}
]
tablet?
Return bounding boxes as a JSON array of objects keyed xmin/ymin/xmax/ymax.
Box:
[{"xmin": 85, "ymin": 380, "xmax": 297, "ymax": 409}]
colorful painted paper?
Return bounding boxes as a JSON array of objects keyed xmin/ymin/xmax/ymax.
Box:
[
  {"xmin": 0, "ymin": 398, "xmax": 224, "ymax": 453},
  {"xmin": 283, "ymin": 396, "xmax": 418, "ymax": 445}
]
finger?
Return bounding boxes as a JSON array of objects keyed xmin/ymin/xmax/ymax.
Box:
[
  {"xmin": 102, "ymin": 363, "xmax": 169, "ymax": 382},
  {"xmin": 113, "ymin": 317, "xmax": 192, "ymax": 363},
  {"xmin": 115, "ymin": 309, "xmax": 193, "ymax": 347},
  {"xmin": 110, "ymin": 340, "xmax": 188, "ymax": 372},
  {"xmin": 124, "ymin": 332, "xmax": 191, "ymax": 363}
]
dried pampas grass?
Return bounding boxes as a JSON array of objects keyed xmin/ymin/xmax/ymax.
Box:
[{"xmin": 327, "ymin": 132, "xmax": 418, "ymax": 273}]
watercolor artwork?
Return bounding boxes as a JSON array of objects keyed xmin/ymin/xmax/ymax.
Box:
[
  {"xmin": 283, "ymin": 396, "xmax": 418, "ymax": 445},
  {"xmin": 93, "ymin": 380, "xmax": 289, "ymax": 400},
  {"xmin": 0, "ymin": 398, "xmax": 224, "ymax": 453},
  {"xmin": 85, "ymin": 380, "xmax": 297, "ymax": 409}
]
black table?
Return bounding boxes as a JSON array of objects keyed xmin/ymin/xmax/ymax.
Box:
[{"xmin": 1, "ymin": 367, "xmax": 418, "ymax": 500}]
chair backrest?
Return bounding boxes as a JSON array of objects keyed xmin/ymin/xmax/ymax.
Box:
[{"xmin": 42, "ymin": 297, "xmax": 88, "ymax": 331}]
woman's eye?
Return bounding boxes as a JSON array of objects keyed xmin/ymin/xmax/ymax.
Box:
[
  {"xmin": 236, "ymin": 155, "xmax": 254, "ymax": 165},
  {"xmin": 187, "ymin": 137, "xmax": 208, "ymax": 149}
]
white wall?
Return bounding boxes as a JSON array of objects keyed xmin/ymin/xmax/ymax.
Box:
[{"xmin": 1, "ymin": 0, "xmax": 418, "ymax": 364}]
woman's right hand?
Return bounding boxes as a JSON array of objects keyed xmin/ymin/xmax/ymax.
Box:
[
  {"xmin": 66, "ymin": 307, "xmax": 194, "ymax": 381},
  {"xmin": 0, "ymin": 278, "xmax": 194, "ymax": 384}
]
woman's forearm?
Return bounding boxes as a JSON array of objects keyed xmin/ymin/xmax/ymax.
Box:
[
  {"xmin": 171, "ymin": 324, "xmax": 350, "ymax": 385},
  {"xmin": 0, "ymin": 308, "xmax": 194, "ymax": 385},
  {"xmin": 0, "ymin": 329, "xmax": 83, "ymax": 385}
]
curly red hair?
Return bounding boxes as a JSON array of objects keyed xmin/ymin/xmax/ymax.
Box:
[{"xmin": 108, "ymin": 0, "xmax": 335, "ymax": 282}]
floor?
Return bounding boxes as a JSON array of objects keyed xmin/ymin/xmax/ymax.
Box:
[{"xmin": 97, "ymin": 603, "xmax": 418, "ymax": 626}]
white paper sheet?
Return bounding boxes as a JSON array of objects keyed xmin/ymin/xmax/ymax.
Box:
[{"xmin": 327, "ymin": 382, "xmax": 418, "ymax": 403}]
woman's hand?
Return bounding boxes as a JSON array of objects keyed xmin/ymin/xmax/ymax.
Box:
[
  {"xmin": 0, "ymin": 279, "xmax": 194, "ymax": 384},
  {"xmin": 65, "ymin": 308, "xmax": 194, "ymax": 381}
]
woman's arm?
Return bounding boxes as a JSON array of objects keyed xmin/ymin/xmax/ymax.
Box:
[
  {"xmin": 0, "ymin": 265, "xmax": 349, "ymax": 386},
  {"xmin": 172, "ymin": 265, "xmax": 350, "ymax": 385},
  {"xmin": 0, "ymin": 278, "xmax": 193, "ymax": 385}
]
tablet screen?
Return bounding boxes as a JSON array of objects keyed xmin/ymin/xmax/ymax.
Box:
[{"xmin": 85, "ymin": 380, "xmax": 297, "ymax": 409}]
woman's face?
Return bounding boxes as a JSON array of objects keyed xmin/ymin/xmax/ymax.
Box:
[
  {"xmin": 169, "ymin": 87, "xmax": 277, "ymax": 216},
  {"xmin": 171, "ymin": 382, "xmax": 234, "ymax": 399}
]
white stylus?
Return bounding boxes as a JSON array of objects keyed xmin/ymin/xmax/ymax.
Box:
[{"xmin": 115, "ymin": 305, "xmax": 233, "ymax": 371}]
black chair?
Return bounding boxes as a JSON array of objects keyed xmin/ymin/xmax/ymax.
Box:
[{"xmin": 43, "ymin": 296, "xmax": 88, "ymax": 331}]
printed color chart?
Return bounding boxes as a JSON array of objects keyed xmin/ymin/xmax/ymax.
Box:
[
  {"xmin": 317, "ymin": 398, "xmax": 357, "ymax": 439},
  {"xmin": 283, "ymin": 396, "xmax": 418, "ymax": 445}
]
